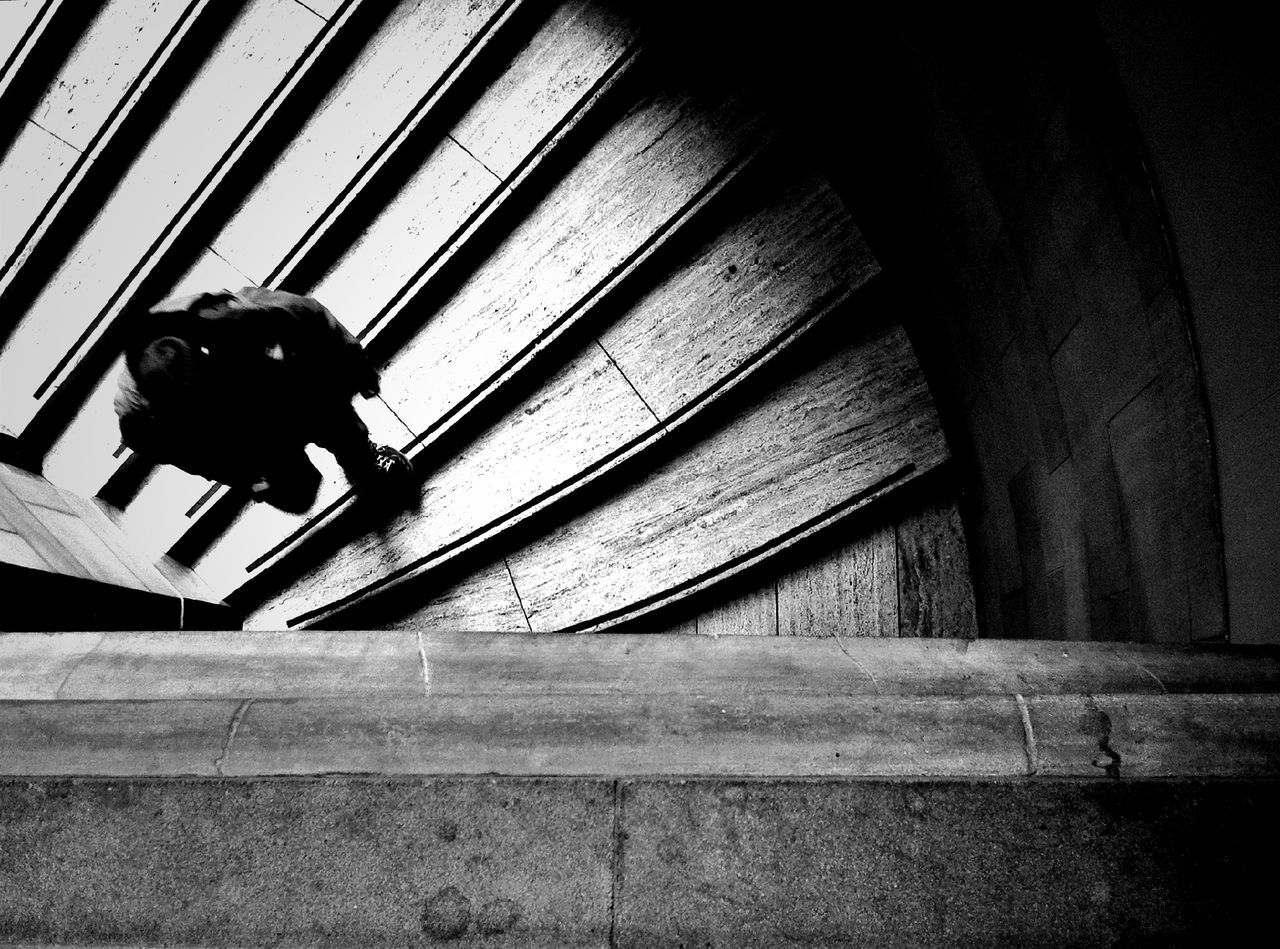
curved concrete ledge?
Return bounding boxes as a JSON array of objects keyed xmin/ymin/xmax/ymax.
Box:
[{"xmin": 3, "ymin": 632, "xmax": 1278, "ymax": 779}]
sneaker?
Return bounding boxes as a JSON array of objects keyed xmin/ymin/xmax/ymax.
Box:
[{"xmin": 372, "ymin": 444, "xmax": 413, "ymax": 479}]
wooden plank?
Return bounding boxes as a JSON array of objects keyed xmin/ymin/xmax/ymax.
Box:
[
  {"xmin": 599, "ymin": 169, "xmax": 876, "ymax": 418},
  {"xmin": 504, "ymin": 321, "xmax": 949, "ymax": 632},
  {"xmin": 896, "ymin": 498, "xmax": 978, "ymax": 639},
  {"xmin": 698, "ymin": 584, "xmax": 776, "ymax": 636},
  {"xmin": 236, "ymin": 344, "xmax": 653, "ymax": 622},
  {"xmin": 0, "ymin": 0, "xmax": 325, "ymax": 436},
  {"xmin": 210, "ymin": 0, "xmax": 509, "ymax": 284},
  {"xmin": 378, "ymin": 83, "xmax": 765, "ymax": 434},
  {"xmin": 311, "ymin": 0, "xmax": 637, "ymax": 334},
  {"xmin": 777, "ymin": 523, "xmax": 897, "ymax": 638},
  {"xmin": 1109, "ymin": 380, "xmax": 1188, "ymax": 643}
]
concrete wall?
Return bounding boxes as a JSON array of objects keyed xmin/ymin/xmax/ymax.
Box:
[
  {"xmin": 655, "ymin": 3, "xmax": 1280, "ymax": 643},
  {"xmin": 1092, "ymin": 0, "xmax": 1280, "ymax": 643}
]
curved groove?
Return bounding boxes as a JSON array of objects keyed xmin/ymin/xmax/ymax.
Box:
[
  {"xmin": 280, "ymin": 281, "xmax": 862, "ymax": 627},
  {"xmin": 214, "ymin": 132, "xmax": 774, "ymax": 583},
  {"xmin": 16, "ymin": 0, "xmax": 373, "ymax": 453},
  {"xmin": 554, "ymin": 464, "xmax": 916, "ymax": 636}
]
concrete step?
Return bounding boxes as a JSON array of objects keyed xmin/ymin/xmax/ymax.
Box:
[{"xmin": 2, "ymin": 633, "xmax": 1279, "ymax": 944}]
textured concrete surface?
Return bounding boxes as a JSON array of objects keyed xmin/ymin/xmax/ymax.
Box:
[
  {"xmin": 2, "ymin": 777, "xmax": 1278, "ymax": 946},
  {"xmin": 0, "ymin": 778, "xmax": 613, "ymax": 947},
  {"xmin": 613, "ymin": 779, "xmax": 1280, "ymax": 947}
]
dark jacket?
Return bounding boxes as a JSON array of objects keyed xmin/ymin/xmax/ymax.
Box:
[{"xmin": 114, "ymin": 287, "xmax": 378, "ymax": 487}]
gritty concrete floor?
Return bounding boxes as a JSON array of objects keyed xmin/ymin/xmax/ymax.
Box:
[{"xmin": 2, "ymin": 777, "xmax": 1279, "ymax": 946}]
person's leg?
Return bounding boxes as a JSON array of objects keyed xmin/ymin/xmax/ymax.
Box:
[{"xmin": 312, "ymin": 401, "xmax": 414, "ymax": 495}]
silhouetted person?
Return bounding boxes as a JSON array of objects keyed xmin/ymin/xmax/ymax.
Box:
[{"xmin": 114, "ymin": 287, "xmax": 412, "ymax": 513}]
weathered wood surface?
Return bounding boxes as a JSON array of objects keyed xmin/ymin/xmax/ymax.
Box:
[
  {"xmin": 504, "ymin": 321, "xmax": 948, "ymax": 631},
  {"xmin": 310, "ymin": 0, "xmax": 636, "ymax": 334},
  {"xmin": 777, "ymin": 522, "xmax": 898, "ymax": 637},
  {"xmin": 378, "ymin": 83, "xmax": 765, "ymax": 434},
  {"xmin": 239, "ymin": 158, "xmax": 868, "ymax": 625},
  {"xmin": 0, "ymin": 0, "xmax": 323, "ymax": 436},
  {"xmin": 210, "ymin": 0, "xmax": 508, "ymax": 285}
]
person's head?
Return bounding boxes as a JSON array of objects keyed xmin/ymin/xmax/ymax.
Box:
[
  {"xmin": 123, "ymin": 291, "xmax": 234, "ymax": 401},
  {"xmin": 133, "ymin": 334, "xmax": 196, "ymax": 401}
]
